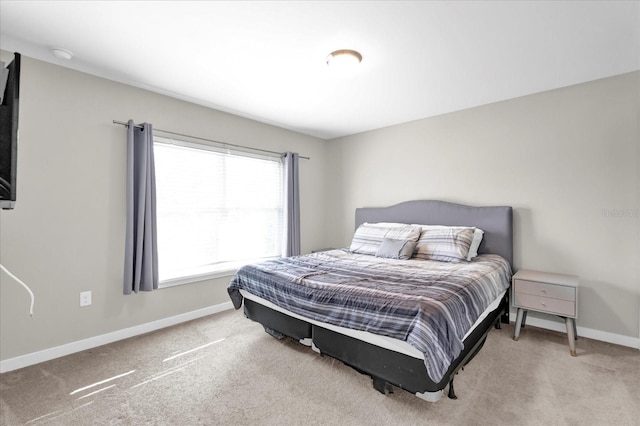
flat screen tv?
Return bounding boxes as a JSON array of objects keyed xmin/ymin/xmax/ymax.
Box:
[{"xmin": 0, "ymin": 52, "xmax": 20, "ymax": 209}]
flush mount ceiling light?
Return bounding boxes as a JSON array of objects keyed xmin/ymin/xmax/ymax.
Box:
[
  {"xmin": 326, "ymin": 49, "xmax": 362, "ymax": 68},
  {"xmin": 51, "ymin": 48, "xmax": 73, "ymax": 60}
]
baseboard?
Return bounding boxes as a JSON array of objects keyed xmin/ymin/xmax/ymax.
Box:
[
  {"xmin": 508, "ymin": 309, "xmax": 640, "ymax": 350},
  {"xmin": 0, "ymin": 301, "xmax": 234, "ymax": 373}
]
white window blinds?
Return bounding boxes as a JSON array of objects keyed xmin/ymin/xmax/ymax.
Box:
[{"xmin": 154, "ymin": 138, "xmax": 283, "ymax": 282}]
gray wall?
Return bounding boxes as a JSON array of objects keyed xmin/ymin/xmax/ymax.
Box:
[
  {"xmin": 0, "ymin": 55, "xmax": 328, "ymax": 361},
  {"xmin": 325, "ymin": 71, "xmax": 640, "ymax": 341}
]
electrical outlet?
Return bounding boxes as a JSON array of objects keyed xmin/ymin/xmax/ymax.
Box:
[{"xmin": 80, "ymin": 291, "xmax": 92, "ymax": 307}]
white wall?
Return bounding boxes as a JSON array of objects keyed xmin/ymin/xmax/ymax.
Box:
[
  {"xmin": 326, "ymin": 72, "xmax": 640, "ymax": 342},
  {"xmin": 0, "ymin": 54, "xmax": 328, "ymax": 362}
]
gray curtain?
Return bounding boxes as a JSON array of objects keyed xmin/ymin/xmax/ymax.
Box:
[
  {"xmin": 123, "ymin": 120, "xmax": 159, "ymax": 294},
  {"xmin": 282, "ymin": 152, "xmax": 300, "ymax": 257}
]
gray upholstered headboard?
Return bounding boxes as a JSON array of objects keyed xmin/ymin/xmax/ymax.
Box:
[{"xmin": 355, "ymin": 200, "xmax": 513, "ymax": 268}]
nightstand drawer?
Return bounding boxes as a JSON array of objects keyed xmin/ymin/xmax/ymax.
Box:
[
  {"xmin": 513, "ymin": 293, "xmax": 576, "ymax": 317},
  {"xmin": 514, "ymin": 279, "xmax": 575, "ymax": 301}
]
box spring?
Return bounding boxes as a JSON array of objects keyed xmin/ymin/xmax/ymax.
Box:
[{"xmin": 243, "ymin": 294, "xmax": 507, "ymax": 396}]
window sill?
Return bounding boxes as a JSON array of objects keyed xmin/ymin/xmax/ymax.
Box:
[{"xmin": 158, "ymin": 257, "xmax": 279, "ymax": 289}]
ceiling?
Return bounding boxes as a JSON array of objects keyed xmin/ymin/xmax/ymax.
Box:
[{"xmin": 1, "ymin": 1, "xmax": 638, "ymax": 140}]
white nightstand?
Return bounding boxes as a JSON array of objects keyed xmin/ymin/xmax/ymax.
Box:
[{"xmin": 512, "ymin": 269, "xmax": 579, "ymax": 356}]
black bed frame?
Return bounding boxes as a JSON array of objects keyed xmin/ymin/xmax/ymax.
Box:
[{"xmin": 241, "ymin": 200, "xmax": 513, "ymax": 401}]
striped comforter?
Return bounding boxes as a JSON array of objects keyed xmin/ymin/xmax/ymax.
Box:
[{"xmin": 227, "ymin": 249, "xmax": 512, "ymax": 383}]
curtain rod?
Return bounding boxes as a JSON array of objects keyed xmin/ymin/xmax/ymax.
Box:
[{"xmin": 112, "ymin": 120, "xmax": 310, "ymax": 160}]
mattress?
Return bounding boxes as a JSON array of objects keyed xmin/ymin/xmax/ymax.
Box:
[{"xmin": 240, "ymin": 288, "xmax": 506, "ymax": 359}]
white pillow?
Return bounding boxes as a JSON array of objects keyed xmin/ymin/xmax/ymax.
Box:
[{"xmin": 467, "ymin": 228, "xmax": 485, "ymax": 260}]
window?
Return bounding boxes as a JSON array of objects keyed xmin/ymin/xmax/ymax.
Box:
[{"xmin": 153, "ymin": 137, "xmax": 283, "ymax": 285}]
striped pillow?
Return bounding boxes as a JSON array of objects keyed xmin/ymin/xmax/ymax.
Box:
[
  {"xmin": 349, "ymin": 223, "xmax": 422, "ymax": 256},
  {"xmin": 413, "ymin": 225, "xmax": 475, "ymax": 262}
]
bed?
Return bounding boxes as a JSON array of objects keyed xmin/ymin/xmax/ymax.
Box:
[{"xmin": 228, "ymin": 200, "xmax": 513, "ymax": 402}]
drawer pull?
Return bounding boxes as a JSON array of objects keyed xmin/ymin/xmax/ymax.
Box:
[{"xmin": 541, "ymin": 303, "xmax": 546, "ymax": 307}]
